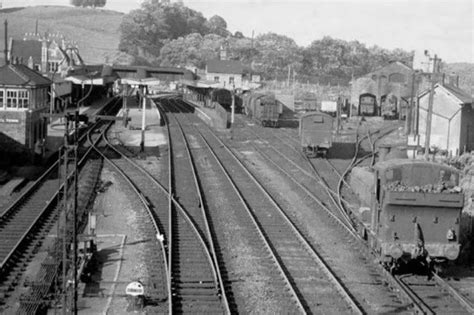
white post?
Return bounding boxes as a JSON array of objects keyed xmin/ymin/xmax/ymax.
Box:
[
  {"xmin": 140, "ymin": 86, "xmax": 146, "ymax": 152},
  {"xmin": 231, "ymin": 90, "xmax": 235, "ymax": 125}
]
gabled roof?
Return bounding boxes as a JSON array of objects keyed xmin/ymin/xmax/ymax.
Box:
[
  {"xmin": 0, "ymin": 64, "xmax": 52, "ymax": 86},
  {"xmin": 206, "ymin": 60, "xmax": 245, "ymax": 74},
  {"xmin": 441, "ymin": 83, "xmax": 473, "ymax": 104},
  {"xmin": 419, "ymin": 83, "xmax": 473, "ymax": 105},
  {"xmin": 10, "ymin": 40, "xmax": 42, "ymax": 65}
]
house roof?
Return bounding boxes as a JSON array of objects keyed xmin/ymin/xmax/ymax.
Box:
[
  {"xmin": 419, "ymin": 83, "xmax": 473, "ymax": 105},
  {"xmin": 0, "ymin": 64, "xmax": 52, "ymax": 86},
  {"xmin": 441, "ymin": 83, "xmax": 473, "ymax": 104},
  {"xmin": 206, "ymin": 60, "xmax": 246, "ymax": 74},
  {"xmin": 10, "ymin": 40, "xmax": 42, "ymax": 65}
]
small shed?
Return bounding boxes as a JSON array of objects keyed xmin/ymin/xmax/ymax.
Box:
[
  {"xmin": 0, "ymin": 63, "xmax": 51, "ymax": 154},
  {"xmin": 417, "ymin": 83, "xmax": 474, "ymax": 156}
]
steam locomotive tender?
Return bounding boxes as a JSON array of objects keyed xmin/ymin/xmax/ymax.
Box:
[{"xmin": 352, "ymin": 159, "xmax": 463, "ymax": 273}]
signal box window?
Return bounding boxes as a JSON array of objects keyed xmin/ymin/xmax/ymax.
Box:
[{"xmin": 5, "ymin": 89, "xmax": 29, "ymax": 110}]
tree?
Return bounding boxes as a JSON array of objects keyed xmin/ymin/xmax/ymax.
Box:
[
  {"xmin": 119, "ymin": 2, "xmax": 208, "ymax": 63},
  {"xmin": 159, "ymin": 33, "xmax": 225, "ymax": 68},
  {"xmin": 206, "ymin": 15, "xmax": 229, "ymax": 37},
  {"xmin": 253, "ymin": 33, "xmax": 303, "ymax": 80},
  {"xmin": 70, "ymin": 0, "xmax": 106, "ymax": 7}
]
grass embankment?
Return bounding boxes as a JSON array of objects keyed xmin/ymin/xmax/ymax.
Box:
[{"xmin": 0, "ymin": 6, "xmax": 132, "ymax": 65}]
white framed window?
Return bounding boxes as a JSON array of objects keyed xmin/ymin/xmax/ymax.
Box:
[
  {"xmin": 214, "ymin": 76, "xmax": 220, "ymax": 82},
  {"xmin": 3, "ymin": 89, "xmax": 29, "ymax": 110},
  {"xmin": 229, "ymin": 77, "xmax": 234, "ymax": 84},
  {"xmin": 49, "ymin": 61, "xmax": 59, "ymax": 73}
]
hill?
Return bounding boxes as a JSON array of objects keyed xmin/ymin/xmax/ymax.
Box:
[{"xmin": 0, "ymin": 5, "xmax": 132, "ymax": 65}]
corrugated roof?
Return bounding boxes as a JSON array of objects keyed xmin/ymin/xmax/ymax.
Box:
[
  {"xmin": 206, "ymin": 60, "xmax": 245, "ymax": 74},
  {"xmin": 0, "ymin": 64, "xmax": 52, "ymax": 86},
  {"xmin": 10, "ymin": 40, "xmax": 42, "ymax": 66}
]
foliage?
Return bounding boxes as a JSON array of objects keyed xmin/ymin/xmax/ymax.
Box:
[
  {"xmin": 206, "ymin": 15, "xmax": 230, "ymax": 37},
  {"xmin": 70, "ymin": 0, "xmax": 106, "ymax": 8},
  {"xmin": 119, "ymin": 1, "xmax": 211, "ymax": 63}
]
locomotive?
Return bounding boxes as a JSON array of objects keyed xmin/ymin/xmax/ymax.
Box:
[
  {"xmin": 350, "ymin": 159, "xmax": 463, "ymax": 273},
  {"xmin": 242, "ymin": 92, "xmax": 281, "ymax": 127},
  {"xmin": 299, "ymin": 112, "xmax": 334, "ymax": 158}
]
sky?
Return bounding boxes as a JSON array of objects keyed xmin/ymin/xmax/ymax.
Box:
[{"xmin": 1, "ymin": 0, "xmax": 473, "ymax": 63}]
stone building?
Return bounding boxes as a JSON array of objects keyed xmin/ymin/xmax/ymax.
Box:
[
  {"xmin": 0, "ymin": 63, "xmax": 51, "ymax": 159},
  {"xmin": 350, "ymin": 61, "xmax": 415, "ymax": 116}
]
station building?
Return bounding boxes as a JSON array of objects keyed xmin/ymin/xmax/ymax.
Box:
[{"xmin": 0, "ymin": 63, "xmax": 51, "ymax": 162}]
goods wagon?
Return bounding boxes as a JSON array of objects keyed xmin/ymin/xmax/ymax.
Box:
[
  {"xmin": 299, "ymin": 112, "xmax": 334, "ymax": 158},
  {"xmin": 358, "ymin": 93, "xmax": 377, "ymax": 116},
  {"xmin": 243, "ymin": 92, "xmax": 280, "ymax": 127},
  {"xmin": 350, "ymin": 159, "xmax": 463, "ymax": 273}
]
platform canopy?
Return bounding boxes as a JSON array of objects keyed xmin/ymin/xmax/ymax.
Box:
[
  {"xmin": 65, "ymin": 75, "xmax": 105, "ymax": 86},
  {"xmin": 120, "ymin": 77, "xmax": 162, "ymax": 87}
]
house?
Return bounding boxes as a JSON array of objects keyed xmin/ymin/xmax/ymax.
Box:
[
  {"xmin": 206, "ymin": 59, "xmax": 246, "ymax": 89},
  {"xmin": 414, "ymin": 83, "xmax": 474, "ymax": 156},
  {"xmin": 7, "ymin": 33, "xmax": 85, "ymax": 112},
  {"xmin": 0, "ymin": 63, "xmax": 51, "ymax": 157},
  {"xmin": 8, "ymin": 32, "xmax": 83, "ymax": 76}
]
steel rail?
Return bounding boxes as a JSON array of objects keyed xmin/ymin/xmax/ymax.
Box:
[
  {"xmin": 432, "ymin": 273, "xmax": 474, "ymax": 314},
  {"xmin": 154, "ymin": 98, "xmax": 230, "ymax": 314},
  {"xmin": 89, "ymin": 122, "xmax": 171, "ymax": 310},
  {"xmin": 238, "ymin": 119, "xmax": 357, "ymax": 230},
  {"xmin": 0, "ymin": 118, "xmax": 111, "ymax": 272},
  {"xmin": 102, "ymin": 124, "xmax": 225, "ymax": 314},
  {"xmin": 173, "ymin": 98, "xmax": 364, "ymax": 314}
]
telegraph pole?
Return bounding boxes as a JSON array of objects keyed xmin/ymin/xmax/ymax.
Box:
[{"xmin": 424, "ymin": 54, "xmax": 439, "ymax": 160}]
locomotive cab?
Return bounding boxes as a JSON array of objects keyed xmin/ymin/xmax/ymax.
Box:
[{"xmin": 370, "ymin": 160, "xmax": 463, "ymax": 271}]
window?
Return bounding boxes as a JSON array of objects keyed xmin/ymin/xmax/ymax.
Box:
[
  {"xmin": 49, "ymin": 61, "xmax": 59, "ymax": 73},
  {"xmin": 0, "ymin": 90, "xmax": 3, "ymax": 109},
  {"xmin": 18, "ymin": 90, "xmax": 29, "ymax": 108},
  {"xmin": 3, "ymin": 89, "xmax": 29, "ymax": 110},
  {"xmin": 214, "ymin": 76, "xmax": 220, "ymax": 82},
  {"xmin": 6, "ymin": 90, "xmax": 17, "ymax": 108},
  {"xmin": 229, "ymin": 77, "xmax": 234, "ymax": 84}
]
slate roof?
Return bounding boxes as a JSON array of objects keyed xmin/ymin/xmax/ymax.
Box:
[
  {"xmin": 418, "ymin": 83, "xmax": 473, "ymax": 105},
  {"xmin": 206, "ymin": 60, "xmax": 246, "ymax": 74},
  {"xmin": 0, "ymin": 64, "xmax": 52, "ymax": 86},
  {"xmin": 10, "ymin": 40, "xmax": 42, "ymax": 65},
  {"xmin": 442, "ymin": 83, "xmax": 473, "ymax": 104}
]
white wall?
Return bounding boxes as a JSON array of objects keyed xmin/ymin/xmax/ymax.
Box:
[{"xmin": 417, "ymin": 86, "xmax": 462, "ymax": 155}]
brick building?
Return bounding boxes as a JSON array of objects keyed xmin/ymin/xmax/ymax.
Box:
[{"xmin": 0, "ymin": 63, "xmax": 51, "ymax": 161}]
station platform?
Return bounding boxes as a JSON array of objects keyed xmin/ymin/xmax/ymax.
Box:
[
  {"xmin": 46, "ymin": 96, "xmax": 118, "ymax": 155},
  {"xmin": 112, "ymin": 95, "xmax": 167, "ymax": 150}
]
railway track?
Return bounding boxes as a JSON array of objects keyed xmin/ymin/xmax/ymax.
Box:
[
  {"xmin": 161, "ymin": 96, "xmax": 364, "ymax": 314},
  {"xmin": 98, "ymin": 110, "xmax": 229, "ymax": 313},
  {"xmin": 0, "ymin": 99, "xmax": 120, "ymax": 312},
  {"xmin": 228, "ymin": 113, "xmax": 474, "ymax": 314}
]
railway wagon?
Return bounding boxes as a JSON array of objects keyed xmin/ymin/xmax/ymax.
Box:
[
  {"xmin": 358, "ymin": 94, "xmax": 377, "ymax": 116},
  {"xmin": 243, "ymin": 92, "xmax": 280, "ymax": 127},
  {"xmin": 299, "ymin": 112, "xmax": 334, "ymax": 158},
  {"xmin": 350, "ymin": 159, "xmax": 463, "ymax": 273}
]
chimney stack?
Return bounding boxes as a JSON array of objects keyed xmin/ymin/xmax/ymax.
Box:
[{"xmin": 4, "ymin": 20, "xmax": 8, "ymax": 65}]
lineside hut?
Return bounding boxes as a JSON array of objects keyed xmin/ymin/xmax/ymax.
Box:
[
  {"xmin": 415, "ymin": 83, "xmax": 474, "ymax": 156},
  {"xmin": 0, "ymin": 63, "xmax": 51, "ymax": 164}
]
